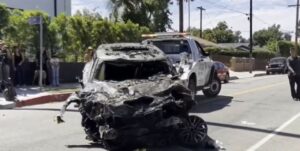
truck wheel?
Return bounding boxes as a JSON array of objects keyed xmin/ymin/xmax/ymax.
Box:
[
  {"xmin": 203, "ymin": 76, "xmax": 221, "ymax": 97},
  {"xmin": 188, "ymin": 77, "xmax": 197, "ymax": 100}
]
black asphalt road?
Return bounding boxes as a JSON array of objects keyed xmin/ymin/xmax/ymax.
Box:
[{"xmin": 1, "ymin": 75, "xmax": 300, "ymax": 151}]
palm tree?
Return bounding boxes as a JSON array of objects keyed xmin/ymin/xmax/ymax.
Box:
[{"xmin": 108, "ymin": 0, "xmax": 173, "ymax": 32}]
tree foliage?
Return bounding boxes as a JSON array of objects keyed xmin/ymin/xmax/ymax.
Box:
[
  {"xmin": 1, "ymin": 7, "xmax": 150, "ymax": 62},
  {"xmin": 204, "ymin": 46, "xmax": 275, "ymax": 59},
  {"xmin": 0, "ymin": 4, "xmax": 10, "ymax": 38},
  {"xmin": 109, "ymin": 0, "xmax": 172, "ymax": 32},
  {"xmin": 190, "ymin": 21, "xmax": 244, "ymax": 43},
  {"xmin": 253, "ymin": 24, "xmax": 283, "ymax": 47}
]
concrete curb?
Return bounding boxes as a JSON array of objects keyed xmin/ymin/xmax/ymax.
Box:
[
  {"xmin": 0, "ymin": 101, "xmax": 16, "ymax": 109},
  {"xmin": 16, "ymin": 93, "xmax": 71, "ymax": 108}
]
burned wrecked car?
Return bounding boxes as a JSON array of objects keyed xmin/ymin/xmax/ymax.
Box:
[{"xmin": 57, "ymin": 43, "xmax": 212, "ymax": 150}]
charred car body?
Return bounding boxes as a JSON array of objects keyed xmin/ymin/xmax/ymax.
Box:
[{"xmin": 58, "ymin": 43, "xmax": 213, "ymax": 150}]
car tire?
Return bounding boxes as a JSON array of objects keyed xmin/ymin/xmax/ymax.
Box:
[
  {"xmin": 203, "ymin": 76, "xmax": 221, "ymax": 97},
  {"xmin": 266, "ymin": 71, "xmax": 270, "ymax": 75},
  {"xmin": 188, "ymin": 76, "xmax": 197, "ymax": 101},
  {"xmin": 178, "ymin": 115, "xmax": 207, "ymax": 147},
  {"xmin": 224, "ymin": 73, "xmax": 229, "ymax": 83}
]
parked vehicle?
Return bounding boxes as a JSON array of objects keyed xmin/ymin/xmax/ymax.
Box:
[
  {"xmin": 58, "ymin": 43, "xmax": 215, "ymax": 151},
  {"xmin": 142, "ymin": 32, "xmax": 221, "ymax": 99},
  {"xmin": 266, "ymin": 57, "xmax": 287, "ymax": 74},
  {"xmin": 213, "ymin": 61, "xmax": 230, "ymax": 83}
]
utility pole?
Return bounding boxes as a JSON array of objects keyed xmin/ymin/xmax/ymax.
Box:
[
  {"xmin": 197, "ymin": 6, "xmax": 205, "ymax": 38},
  {"xmin": 179, "ymin": 0, "xmax": 184, "ymax": 32},
  {"xmin": 249, "ymin": 0, "xmax": 253, "ymax": 73},
  {"xmin": 288, "ymin": 0, "xmax": 300, "ymax": 55},
  {"xmin": 54, "ymin": 0, "xmax": 57, "ymax": 17},
  {"xmin": 188, "ymin": 0, "xmax": 190, "ymax": 32}
]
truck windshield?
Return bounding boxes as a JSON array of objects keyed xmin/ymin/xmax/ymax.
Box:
[
  {"xmin": 270, "ymin": 58, "xmax": 285, "ymax": 64},
  {"xmin": 151, "ymin": 40, "xmax": 190, "ymax": 54},
  {"xmin": 94, "ymin": 61, "xmax": 171, "ymax": 81}
]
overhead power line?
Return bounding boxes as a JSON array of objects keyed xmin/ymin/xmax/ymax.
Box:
[
  {"xmin": 200, "ymin": 0, "xmax": 247, "ymax": 15},
  {"xmin": 253, "ymin": 15, "xmax": 294, "ymax": 33}
]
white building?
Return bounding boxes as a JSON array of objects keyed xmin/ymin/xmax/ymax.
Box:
[{"xmin": 0, "ymin": 0, "xmax": 71, "ymax": 17}]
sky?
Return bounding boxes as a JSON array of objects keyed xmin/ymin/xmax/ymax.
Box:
[{"xmin": 72, "ymin": 0, "xmax": 298, "ymax": 39}]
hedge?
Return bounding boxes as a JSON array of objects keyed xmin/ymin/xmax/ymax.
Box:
[{"xmin": 204, "ymin": 46, "xmax": 276, "ymax": 59}]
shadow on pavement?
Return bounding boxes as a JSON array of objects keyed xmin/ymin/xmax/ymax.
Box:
[
  {"xmin": 0, "ymin": 108, "xmax": 78, "ymax": 112},
  {"xmin": 67, "ymin": 145, "xmax": 218, "ymax": 151},
  {"xmin": 149, "ymin": 146, "xmax": 218, "ymax": 151},
  {"xmin": 207, "ymin": 121, "xmax": 300, "ymax": 139},
  {"xmin": 67, "ymin": 144, "xmax": 104, "ymax": 149},
  {"xmin": 190, "ymin": 95, "xmax": 233, "ymax": 113}
]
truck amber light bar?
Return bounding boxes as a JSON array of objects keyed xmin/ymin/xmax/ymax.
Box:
[{"xmin": 142, "ymin": 32, "xmax": 190, "ymax": 38}]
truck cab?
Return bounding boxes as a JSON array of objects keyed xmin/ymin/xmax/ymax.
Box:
[{"xmin": 143, "ymin": 33, "xmax": 221, "ymax": 99}]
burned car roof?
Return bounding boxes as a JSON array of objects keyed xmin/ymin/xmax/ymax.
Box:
[{"xmin": 96, "ymin": 43, "xmax": 166, "ymax": 61}]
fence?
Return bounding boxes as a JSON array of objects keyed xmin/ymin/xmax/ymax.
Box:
[
  {"xmin": 211, "ymin": 55, "xmax": 268, "ymax": 71},
  {"xmin": 18, "ymin": 62, "xmax": 85, "ymax": 85}
]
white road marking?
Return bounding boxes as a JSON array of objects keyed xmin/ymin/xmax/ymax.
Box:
[
  {"xmin": 247, "ymin": 112, "xmax": 300, "ymax": 151},
  {"xmin": 241, "ymin": 120, "xmax": 256, "ymax": 126}
]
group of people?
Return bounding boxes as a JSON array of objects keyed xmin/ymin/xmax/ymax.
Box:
[
  {"xmin": 0, "ymin": 41, "xmax": 25, "ymax": 86},
  {"xmin": 0, "ymin": 40, "xmax": 61, "ymax": 87},
  {"xmin": 287, "ymin": 47, "xmax": 300, "ymax": 101},
  {"xmin": 34, "ymin": 49, "xmax": 60, "ymax": 87}
]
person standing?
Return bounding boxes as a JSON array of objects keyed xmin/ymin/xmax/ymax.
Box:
[
  {"xmin": 287, "ymin": 48, "xmax": 300, "ymax": 101},
  {"xmin": 50, "ymin": 54, "xmax": 60, "ymax": 87},
  {"xmin": 84, "ymin": 46, "xmax": 94, "ymax": 62},
  {"xmin": 36, "ymin": 48, "xmax": 50, "ymax": 85},
  {"xmin": 13, "ymin": 48, "xmax": 25, "ymax": 86},
  {"xmin": 0, "ymin": 45, "xmax": 11, "ymax": 82}
]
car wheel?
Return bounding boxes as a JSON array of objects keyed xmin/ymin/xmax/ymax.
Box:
[
  {"xmin": 266, "ymin": 71, "xmax": 270, "ymax": 75},
  {"xmin": 188, "ymin": 77, "xmax": 197, "ymax": 101},
  {"xmin": 203, "ymin": 76, "xmax": 221, "ymax": 97},
  {"xmin": 224, "ymin": 73, "xmax": 229, "ymax": 83},
  {"xmin": 178, "ymin": 115, "xmax": 207, "ymax": 147}
]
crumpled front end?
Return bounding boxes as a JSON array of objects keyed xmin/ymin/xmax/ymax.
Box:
[{"xmin": 58, "ymin": 78, "xmax": 209, "ymax": 150}]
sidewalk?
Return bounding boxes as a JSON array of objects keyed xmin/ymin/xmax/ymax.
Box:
[
  {"xmin": 0, "ymin": 83, "xmax": 80, "ymax": 109},
  {"xmin": 229, "ymin": 70, "xmax": 266, "ymax": 80}
]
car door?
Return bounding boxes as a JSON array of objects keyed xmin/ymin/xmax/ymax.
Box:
[
  {"xmin": 193, "ymin": 40, "xmax": 212, "ymax": 85},
  {"xmin": 187, "ymin": 39, "xmax": 206, "ymax": 86}
]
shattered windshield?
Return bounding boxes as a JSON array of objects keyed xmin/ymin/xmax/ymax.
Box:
[{"xmin": 94, "ymin": 61, "xmax": 171, "ymax": 81}]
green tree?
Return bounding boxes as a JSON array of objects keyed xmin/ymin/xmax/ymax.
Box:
[
  {"xmin": 2, "ymin": 8, "xmax": 150, "ymax": 62},
  {"xmin": 253, "ymin": 24, "xmax": 283, "ymax": 47},
  {"xmin": 201, "ymin": 21, "xmax": 237, "ymax": 43},
  {"xmin": 212, "ymin": 21, "xmax": 235, "ymax": 43},
  {"xmin": 109, "ymin": 0, "xmax": 172, "ymax": 32},
  {"xmin": 4, "ymin": 9, "xmax": 58, "ymax": 57},
  {"xmin": 189, "ymin": 27, "xmax": 200, "ymax": 37},
  {"xmin": 0, "ymin": 4, "xmax": 10, "ymax": 39}
]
